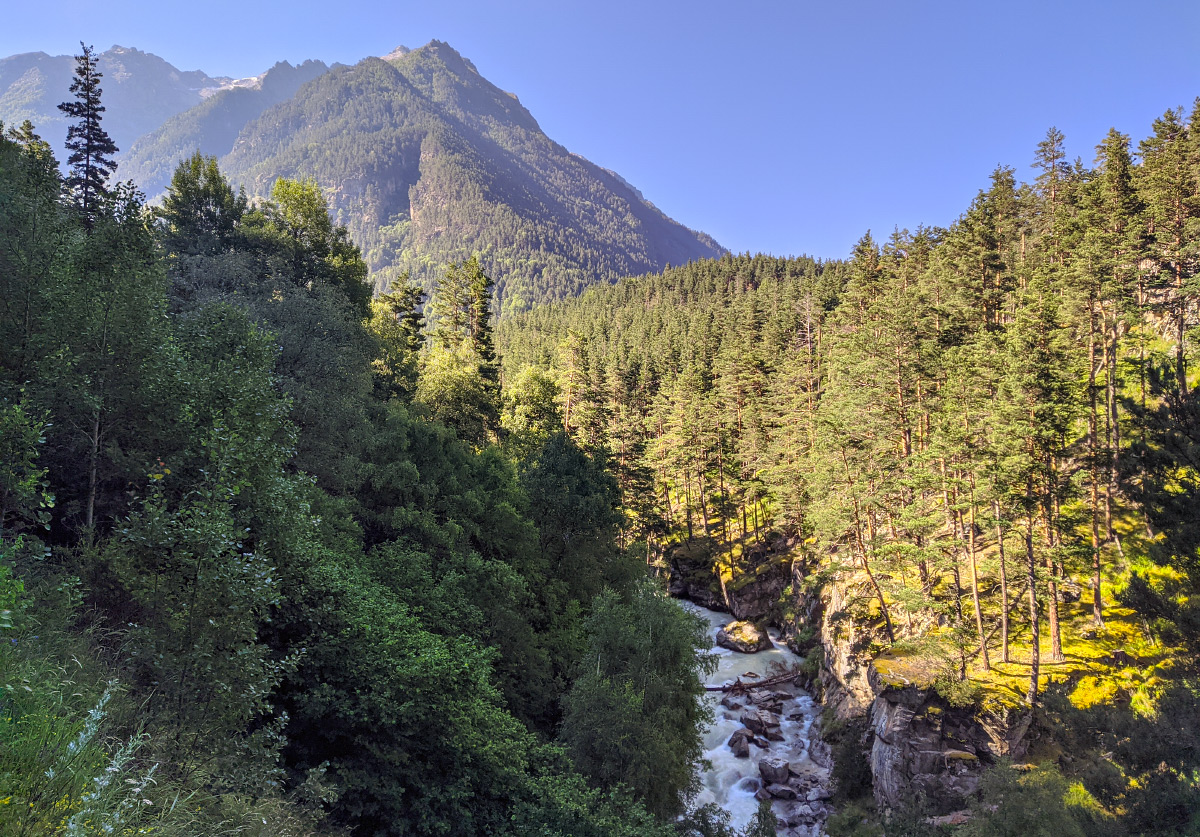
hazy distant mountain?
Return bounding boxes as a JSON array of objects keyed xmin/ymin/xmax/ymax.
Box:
[
  {"xmin": 217, "ymin": 41, "xmax": 724, "ymax": 312},
  {"xmin": 121, "ymin": 59, "xmax": 330, "ymax": 198},
  {"xmin": 0, "ymin": 45, "xmax": 235, "ymax": 158}
]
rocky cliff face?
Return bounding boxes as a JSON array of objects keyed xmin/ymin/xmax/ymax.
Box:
[
  {"xmin": 866, "ymin": 669, "xmax": 1031, "ymax": 810},
  {"xmin": 669, "ymin": 543, "xmax": 1034, "ymax": 814},
  {"xmin": 667, "ymin": 536, "xmax": 794, "ymax": 621},
  {"xmin": 785, "ymin": 562, "xmax": 1033, "ymax": 814}
]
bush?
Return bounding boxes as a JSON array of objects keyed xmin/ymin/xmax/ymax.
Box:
[{"xmin": 827, "ymin": 717, "xmax": 874, "ymax": 801}]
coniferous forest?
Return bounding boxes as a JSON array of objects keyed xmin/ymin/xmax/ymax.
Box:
[
  {"xmin": 497, "ymin": 121, "xmax": 1200, "ymax": 832},
  {"xmin": 2, "ymin": 41, "xmax": 1200, "ymax": 837}
]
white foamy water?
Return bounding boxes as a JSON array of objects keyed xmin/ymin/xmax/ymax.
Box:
[{"xmin": 682, "ymin": 602, "xmax": 827, "ymax": 836}]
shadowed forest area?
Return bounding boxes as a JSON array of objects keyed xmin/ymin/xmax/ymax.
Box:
[{"xmin": 0, "ymin": 46, "xmax": 745, "ymax": 837}]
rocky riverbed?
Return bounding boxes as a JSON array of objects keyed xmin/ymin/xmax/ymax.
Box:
[{"xmin": 683, "ymin": 603, "xmax": 833, "ymax": 837}]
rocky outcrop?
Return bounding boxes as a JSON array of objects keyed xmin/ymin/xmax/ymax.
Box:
[
  {"xmin": 787, "ymin": 564, "xmax": 880, "ymax": 719},
  {"xmin": 867, "ymin": 670, "xmax": 1031, "ymax": 811},
  {"xmin": 667, "ymin": 535, "xmax": 795, "ymax": 621},
  {"xmin": 787, "ymin": 561, "xmax": 1033, "ymax": 814},
  {"xmin": 716, "ymin": 620, "xmax": 774, "ymax": 653},
  {"xmin": 728, "ymin": 728, "xmax": 753, "ymax": 758},
  {"xmin": 759, "ymin": 756, "xmax": 791, "ymax": 785}
]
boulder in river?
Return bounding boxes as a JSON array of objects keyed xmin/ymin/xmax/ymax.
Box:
[
  {"xmin": 741, "ymin": 708, "xmax": 781, "ymax": 735},
  {"xmin": 729, "ymin": 728, "xmax": 753, "ymax": 758},
  {"xmin": 759, "ymin": 756, "xmax": 790, "ymax": 785},
  {"xmin": 766, "ymin": 783, "xmax": 797, "ymax": 799},
  {"xmin": 716, "ymin": 620, "xmax": 774, "ymax": 653}
]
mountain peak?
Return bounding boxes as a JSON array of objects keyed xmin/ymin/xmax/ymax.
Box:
[{"xmin": 418, "ymin": 40, "xmax": 479, "ymax": 75}]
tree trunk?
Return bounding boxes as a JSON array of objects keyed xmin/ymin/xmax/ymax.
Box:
[
  {"xmin": 966, "ymin": 491, "xmax": 989, "ymax": 670},
  {"xmin": 1088, "ymin": 327, "xmax": 1105, "ymax": 627},
  {"xmin": 1043, "ymin": 489, "xmax": 1064, "ymax": 663},
  {"xmin": 994, "ymin": 501, "xmax": 1010, "ymax": 663},
  {"xmin": 853, "ymin": 496, "xmax": 895, "ymax": 644},
  {"xmin": 1026, "ymin": 515, "xmax": 1040, "ymax": 706},
  {"xmin": 85, "ymin": 409, "xmax": 100, "ymax": 531}
]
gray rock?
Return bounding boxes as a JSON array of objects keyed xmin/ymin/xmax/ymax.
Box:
[
  {"xmin": 766, "ymin": 782, "xmax": 797, "ymax": 799},
  {"xmin": 716, "ymin": 620, "xmax": 774, "ymax": 653},
  {"xmin": 786, "ymin": 806, "xmax": 816, "ymax": 826},
  {"xmin": 741, "ymin": 709, "xmax": 781, "ymax": 735},
  {"xmin": 729, "ymin": 731, "xmax": 751, "ymax": 759},
  {"xmin": 759, "ymin": 756, "xmax": 790, "ymax": 785}
]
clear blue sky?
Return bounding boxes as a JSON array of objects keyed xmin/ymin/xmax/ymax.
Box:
[{"xmin": 6, "ymin": 0, "xmax": 1200, "ymax": 260}]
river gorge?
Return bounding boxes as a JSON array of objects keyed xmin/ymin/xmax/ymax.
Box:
[{"xmin": 684, "ymin": 603, "xmax": 833, "ymax": 836}]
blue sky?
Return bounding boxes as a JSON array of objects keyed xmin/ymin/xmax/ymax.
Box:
[{"xmin": 6, "ymin": 0, "xmax": 1200, "ymax": 260}]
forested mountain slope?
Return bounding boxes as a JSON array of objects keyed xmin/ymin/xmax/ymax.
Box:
[
  {"xmin": 0, "ymin": 45, "xmax": 232, "ymax": 158},
  {"xmin": 120, "ymin": 58, "xmax": 331, "ymax": 197},
  {"xmin": 216, "ymin": 41, "xmax": 724, "ymax": 311},
  {"xmin": 498, "ymin": 112, "xmax": 1200, "ymax": 833},
  {"xmin": 2, "ymin": 40, "xmax": 724, "ymax": 313}
]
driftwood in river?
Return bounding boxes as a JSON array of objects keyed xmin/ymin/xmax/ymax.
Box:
[{"xmin": 703, "ymin": 670, "xmax": 801, "ymax": 693}]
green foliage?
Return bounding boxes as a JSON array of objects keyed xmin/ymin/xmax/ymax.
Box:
[
  {"xmin": 501, "ymin": 365, "xmax": 562, "ymax": 458},
  {"xmin": 521, "ymin": 432, "xmax": 624, "ymax": 604},
  {"xmin": 57, "ymin": 43, "xmax": 118, "ymax": 229},
  {"xmin": 275, "ymin": 551, "xmax": 532, "ymax": 836},
  {"xmin": 824, "ymin": 799, "xmax": 884, "ymax": 837},
  {"xmin": 264, "ymin": 177, "xmax": 372, "ymax": 317},
  {"xmin": 416, "ymin": 343, "xmax": 498, "ymax": 446},
  {"xmin": 364, "ymin": 279, "xmax": 424, "ymax": 401},
  {"xmin": 157, "ymin": 151, "xmax": 249, "ymax": 257},
  {"xmin": 0, "ymin": 111, "xmax": 686, "ymax": 837},
  {"xmin": 1127, "ymin": 380, "xmax": 1200, "ymax": 647},
  {"xmin": 742, "ymin": 799, "xmax": 783, "ymax": 837},
  {"xmin": 560, "ymin": 580, "xmax": 715, "ymax": 818},
  {"xmin": 826, "ymin": 717, "xmax": 874, "ymax": 802},
  {"xmin": 416, "ymin": 257, "xmax": 501, "ymax": 444},
  {"xmin": 1044, "ymin": 678, "xmax": 1200, "ymax": 836},
  {"xmin": 962, "ymin": 764, "xmax": 1100, "ymax": 837},
  {"xmin": 0, "ymin": 399, "xmax": 54, "ymax": 537}
]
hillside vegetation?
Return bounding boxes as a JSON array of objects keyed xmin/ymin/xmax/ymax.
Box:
[
  {"xmin": 0, "ymin": 45, "xmax": 232, "ymax": 159},
  {"xmin": 497, "ymin": 112, "xmax": 1200, "ymax": 833},
  {"xmin": 120, "ymin": 58, "xmax": 330, "ymax": 198},
  {"xmin": 0, "ymin": 98, "xmax": 723, "ymax": 834}
]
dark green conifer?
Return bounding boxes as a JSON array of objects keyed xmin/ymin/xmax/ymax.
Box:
[{"xmin": 57, "ymin": 43, "xmax": 118, "ymax": 230}]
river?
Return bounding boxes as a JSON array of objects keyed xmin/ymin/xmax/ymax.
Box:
[{"xmin": 682, "ymin": 602, "xmax": 831, "ymax": 837}]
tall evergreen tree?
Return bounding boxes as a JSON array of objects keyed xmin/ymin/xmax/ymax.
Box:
[{"xmin": 57, "ymin": 43, "xmax": 118, "ymax": 231}]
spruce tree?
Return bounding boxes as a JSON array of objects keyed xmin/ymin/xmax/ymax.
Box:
[{"xmin": 57, "ymin": 43, "xmax": 118, "ymax": 231}]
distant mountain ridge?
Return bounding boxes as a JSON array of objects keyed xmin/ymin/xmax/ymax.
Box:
[
  {"xmin": 120, "ymin": 58, "xmax": 331, "ymax": 197},
  {"xmin": 0, "ymin": 40, "xmax": 724, "ymax": 312},
  {"xmin": 0, "ymin": 45, "xmax": 243, "ymax": 158}
]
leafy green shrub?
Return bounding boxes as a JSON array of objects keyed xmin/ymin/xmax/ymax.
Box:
[
  {"xmin": 827, "ymin": 717, "xmax": 874, "ymax": 801},
  {"xmin": 962, "ymin": 763, "xmax": 1102, "ymax": 837}
]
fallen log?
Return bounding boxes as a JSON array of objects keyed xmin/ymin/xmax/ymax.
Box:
[{"xmin": 704, "ymin": 671, "xmax": 801, "ymax": 692}]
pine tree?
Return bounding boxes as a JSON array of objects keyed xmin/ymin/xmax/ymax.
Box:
[
  {"xmin": 1137, "ymin": 107, "xmax": 1198, "ymax": 396},
  {"xmin": 57, "ymin": 43, "xmax": 118, "ymax": 231}
]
